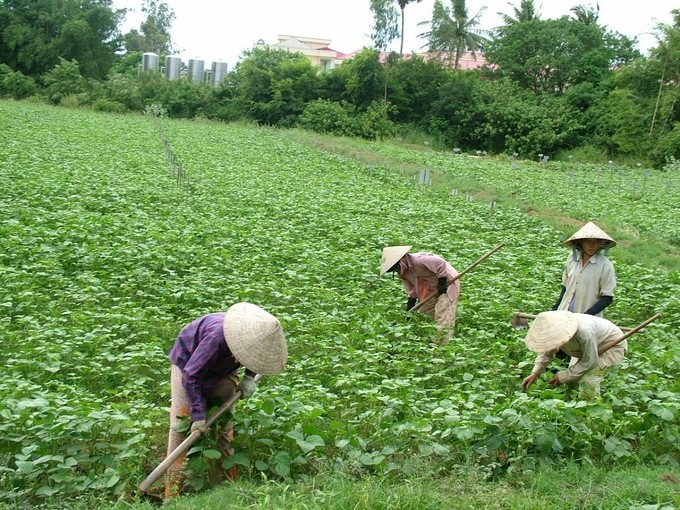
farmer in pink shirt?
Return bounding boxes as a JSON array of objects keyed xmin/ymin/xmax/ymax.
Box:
[{"xmin": 380, "ymin": 246, "xmax": 460, "ymax": 344}]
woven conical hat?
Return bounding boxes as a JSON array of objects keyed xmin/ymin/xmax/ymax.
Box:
[
  {"xmin": 223, "ymin": 303, "xmax": 287, "ymax": 375},
  {"xmin": 524, "ymin": 311, "xmax": 579, "ymax": 352},
  {"xmin": 379, "ymin": 246, "xmax": 412, "ymax": 275},
  {"xmin": 564, "ymin": 222, "xmax": 616, "ymax": 248}
]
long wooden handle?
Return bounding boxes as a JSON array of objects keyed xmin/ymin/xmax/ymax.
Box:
[
  {"xmin": 513, "ymin": 312, "xmax": 642, "ymax": 333},
  {"xmin": 411, "ymin": 242, "xmax": 505, "ymax": 312},
  {"xmin": 598, "ymin": 313, "xmax": 661, "ymax": 355},
  {"xmin": 139, "ymin": 374, "xmax": 263, "ymax": 494}
]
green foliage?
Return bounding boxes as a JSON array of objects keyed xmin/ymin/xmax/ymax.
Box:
[
  {"xmin": 0, "ymin": 64, "xmax": 37, "ymax": 99},
  {"xmin": 418, "ymin": 0, "xmax": 490, "ymax": 69},
  {"xmin": 41, "ymin": 58, "xmax": 88, "ymax": 105},
  {"xmin": 589, "ymin": 87, "xmax": 653, "ymax": 157},
  {"xmin": 0, "ymin": 0, "xmax": 124, "ymax": 79},
  {"xmin": 296, "ymin": 99, "xmax": 353, "ymax": 136},
  {"xmin": 2, "ymin": 101, "xmax": 679, "ymax": 509},
  {"xmin": 297, "ymin": 100, "xmax": 396, "ymax": 141},
  {"xmin": 485, "ymin": 17, "xmax": 639, "ymax": 93},
  {"xmin": 384, "ymin": 54, "xmax": 450, "ymax": 127},
  {"xmin": 231, "ymin": 48, "xmax": 323, "ymax": 126},
  {"xmin": 369, "ymin": 0, "xmax": 400, "ymax": 51},
  {"xmin": 328, "ymin": 49, "xmax": 386, "ymax": 110},
  {"xmin": 122, "ymin": 0, "xmax": 176, "ymax": 55},
  {"xmin": 351, "ymin": 100, "xmax": 397, "ymax": 140}
]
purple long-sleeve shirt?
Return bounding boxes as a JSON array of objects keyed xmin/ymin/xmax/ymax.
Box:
[{"xmin": 168, "ymin": 313, "xmax": 253, "ymax": 421}]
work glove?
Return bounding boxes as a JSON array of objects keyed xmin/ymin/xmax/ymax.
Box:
[
  {"xmin": 406, "ymin": 297, "xmax": 417, "ymax": 311},
  {"xmin": 237, "ymin": 376, "xmax": 256, "ymax": 398},
  {"xmin": 190, "ymin": 419, "xmax": 207, "ymax": 434},
  {"xmin": 437, "ymin": 277, "xmax": 448, "ymax": 295}
]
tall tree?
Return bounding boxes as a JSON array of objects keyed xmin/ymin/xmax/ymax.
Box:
[
  {"xmin": 0, "ymin": 0, "xmax": 124, "ymax": 79},
  {"xmin": 419, "ymin": 0, "xmax": 490, "ymax": 69},
  {"xmin": 369, "ymin": 0, "xmax": 423, "ymax": 56},
  {"xmin": 494, "ymin": 0, "xmax": 539, "ymax": 36},
  {"xmin": 122, "ymin": 0, "xmax": 175, "ymax": 55},
  {"xmin": 369, "ymin": 0, "xmax": 400, "ymax": 52},
  {"xmin": 570, "ymin": 3, "xmax": 599, "ymax": 25},
  {"xmin": 485, "ymin": 16, "xmax": 638, "ymax": 93},
  {"xmin": 397, "ymin": 0, "xmax": 424, "ymax": 56}
]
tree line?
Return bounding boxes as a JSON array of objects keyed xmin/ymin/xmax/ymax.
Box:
[{"xmin": 1, "ymin": 0, "xmax": 679, "ymax": 168}]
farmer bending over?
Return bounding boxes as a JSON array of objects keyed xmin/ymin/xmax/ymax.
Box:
[
  {"xmin": 521, "ymin": 311, "xmax": 626, "ymax": 401},
  {"xmin": 380, "ymin": 245, "xmax": 460, "ymax": 344},
  {"xmin": 165, "ymin": 302, "xmax": 287, "ymax": 497}
]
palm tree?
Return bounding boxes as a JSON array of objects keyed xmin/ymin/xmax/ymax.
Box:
[
  {"xmin": 397, "ymin": 0, "xmax": 424, "ymax": 56},
  {"xmin": 570, "ymin": 3, "xmax": 600, "ymax": 25},
  {"xmin": 418, "ymin": 0, "xmax": 490, "ymax": 69},
  {"xmin": 494, "ymin": 0, "xmax": 540, "ymax": 36}
]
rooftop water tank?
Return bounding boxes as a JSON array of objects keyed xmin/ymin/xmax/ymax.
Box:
[
  {"xmin": 142, "ymin": 52, "xmax": 159, "ymax": 72},
  {"xmin": 210, "ymin": 61, "xmax": 228, "ymax": 87},
  {"xmin": 165, "ymin": 56, "xmax": 181, "ymax": 80},
  {"xmin": 188, "ymin": 58, "xmax": 205, "ymax": 83}
]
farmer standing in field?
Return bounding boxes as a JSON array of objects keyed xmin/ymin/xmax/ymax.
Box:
[
  {"xmin": 520, "ymin": 310, "xmax": 627, "ymax": 400},
  {"xmin": 165, "ymin": 302, "xmax": 287, "ymax": 497},
  {"xmin": 553, "ymin": 221, "xmax": 617, "ymax": 317},
  {"xmin": 380, "ymin": 245, "xmax": 460, "ymax": 344}
]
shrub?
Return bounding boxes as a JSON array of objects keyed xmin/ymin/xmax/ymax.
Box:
[
  {"xmin": 92, "ymin": 98, "xmax": 126, "ymax": 113},
  {"xmin": 0, "ymin": 66, "xmax": 37, "ymax": 100},
  {"xmin": 296, "ymin": 99, "xmax": 352, "ymax": 136}
]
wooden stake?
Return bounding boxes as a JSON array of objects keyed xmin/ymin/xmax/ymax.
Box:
[
  {"xmin": 139, "ymin": 374, "xmax": 263, "ymax": 495},
  {"xmin": 411, "ymin": 242, "xmax": 505, "ymax": 313}
]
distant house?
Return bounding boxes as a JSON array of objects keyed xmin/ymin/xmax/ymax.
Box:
[
  {"xmin": 255, "ymin": 35, "xmax": 347, "ymax": 72},
  {"xmin": 339, "ymin": 48, "xmax": 486, "ymax": 70},
  {"xmin": 255, "ymin": 35, "xmax": 487, "ymax": 71}
]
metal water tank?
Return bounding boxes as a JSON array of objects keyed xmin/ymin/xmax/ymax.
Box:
[
  {"xmin": 165, "ymin": 56, "xmax": 182, "ymax": 80},
  {"xmin": 142, "ymin": 52, "xmax": 159, "ymax": 72},
  {"xmin": 210, "ymin": 61, "xmax": 228, "ymax": 87},
  {"xmin": 188, "ymin": 58, "xmax": 205, "ymax": 83}
]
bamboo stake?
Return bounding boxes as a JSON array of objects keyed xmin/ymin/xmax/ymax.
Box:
[
  {"xmin": 598, "ymin": 313, "xmax": 661, "ymax": 355},
  {"xmin": 512, "ymin": 312, "xmax": 643, "ymax": 333},
  {"xmin": 411, "ymin": 242, "xmax": 505, "ymax": 313},
  {"xmin": 139, "ymin": 374, "xmax": 263, "ymax": 495}
]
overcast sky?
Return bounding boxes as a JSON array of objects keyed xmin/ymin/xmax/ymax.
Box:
[{"xmin": 112, "ymin": 0, "xmax": 677, "ymax": 67}]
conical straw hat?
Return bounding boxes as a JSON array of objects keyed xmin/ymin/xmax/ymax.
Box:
[
  {"xmin": 524, "ymin": 311, "xmax": 579, "ymax": 353},
  {"xmin": 380, "ymin": 246, "xmax": 412, "ymax": 275},
  {"xmin": 564, "ymin": 222, "xmax": 616, "ymax": 248},
  {"xmin": 223, "ymin": 303, "xmax": 287, "ymax": 376}
]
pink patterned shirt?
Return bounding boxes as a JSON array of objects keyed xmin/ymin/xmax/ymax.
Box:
[{"xmin": 399, "ymin": 252, "xmax": 460, "ymax": 302}]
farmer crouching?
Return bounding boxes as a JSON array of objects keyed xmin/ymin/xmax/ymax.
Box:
[
  {"xmin": 165, "ymin": 302, "xmax": 287, "ymax": 498},
  {"xmin": 520, "ymin": 311, "xmax": 626, "ymax": 401},
  {"xmin": 380, "ymin": 245, "xmax": 460, "ymax": 344}
]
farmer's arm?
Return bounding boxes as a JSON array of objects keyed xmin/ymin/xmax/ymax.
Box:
[
  {"xmin": 523, "ymin": 349, "xmax": 558, "ymax": 390},
  {"xmin": 182, "ymin": 340, "xmax": 221, "ymax": 421},
  {"xmin": 556, "ymin": 333, "xmax": 598, "ymax": 384}
]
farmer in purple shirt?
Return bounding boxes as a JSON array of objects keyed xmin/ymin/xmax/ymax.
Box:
[
  {"xmin": 380, "ymin": 246, "xmax": 460, "ymax": 344},
  {"xmin": 165, "ymin": 302, "xmax": 287, "ymax": 497}
]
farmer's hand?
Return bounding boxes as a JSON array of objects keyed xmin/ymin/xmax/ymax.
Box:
[
  {"xmin": 191, "ymin": 420, "xmax": 207, "ymax": 434},
  {"xmin": 548, "ymin": 373, "xmax": 563, "ymax": 388},
  {"xmin": 510, "ymin": 315, "xmax": 529, "ymax": 330},
  {"xmin": 521, "ymin": 373, "xmax": 539, "ymax": 391},
  {"xmin": 237, "ymin": 376, "xmax": 256, "ymax": 398},
  {"xmin": 437, "ymin": 277, "xmax": 448, "ymax": 295}
]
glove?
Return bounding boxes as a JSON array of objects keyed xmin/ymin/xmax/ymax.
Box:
[
  {"xmin": 190, "ymin": 419, "xmax": 207, "ymax": 434},
  {"xmin": 406, "ymin": 297, "xmax": 417, "ymax": 311},
  {"xmin": 237, "ymin": 376, "xmax": 256, "ymax": 398},
  {"xmin": 437, "ymin": 277, "xmax": 448, "ymax": 295}
]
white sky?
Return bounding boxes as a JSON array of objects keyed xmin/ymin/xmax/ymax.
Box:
[{"xmin": 112, "ymin": 0, "xmax": 677, "ymax": 68}]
